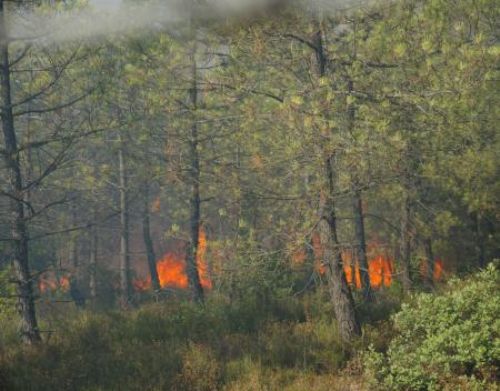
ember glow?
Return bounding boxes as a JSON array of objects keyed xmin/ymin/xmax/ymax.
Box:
[{"xmin": 134, "ymin": 228, "xmax": 212, "ymax": 291}]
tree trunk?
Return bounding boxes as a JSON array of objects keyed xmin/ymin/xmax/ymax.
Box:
[
  {"xmin": 424, "ymin": 237, "xmax": 434, "ymax": 289},
  {"xmin": 69, "ymin": 204, "xmax": 79, "ymax": 271},
  {"xmin": 319, "ymin": 157, "xmax": 361, "ymax": 342},
  {"xmin": 475, "ymin": 213, "xmax": 486, "ymax": 268},
  {"xmin": 89, "ymin": 225, "xmax": 97, "ymax": 302},
  {"xmin": 185, "ymin": 40, "xmax": 204, "ymax": 303},
  {"xmin": 311, "ymin": 19, "xmax": 360, "ymax": 342},
  {"xmin": 68, "ymin": 202, "xmax": 84, "ymax": 306},
  {"xmin": 352, "ymin": 189, "xmax": 372, "ymax": 301},
  {"xmin": 346, "ymin": 73, "xmax": 371, "ymax": 301},
  {"xmin": 0, "ymin": 0, "xmax": 41, "ymax": 344},
  {"xmin": 399, "ymin": 193, "xmax": 412, "ymax": 293},
  {"xmin": 118, "ymin": 136, "xmax": 131, "ymax": 309},
  {"xmin": 142, "ymin": 184, "xmax": 161, "ymax": 293}
]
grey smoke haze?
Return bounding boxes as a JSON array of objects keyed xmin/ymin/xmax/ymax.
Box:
[{"xmin": 7, "ymin": 0, "xmax": 365, "ymax": 45}]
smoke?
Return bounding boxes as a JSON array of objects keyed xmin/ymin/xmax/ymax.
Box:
[
  {"xmin": 8, "ymin": 1, "xmax": 187, "ymax": 45},
  {"xmin": 6, "ymin": 0, "xmax": 368, "ymax": 46}
]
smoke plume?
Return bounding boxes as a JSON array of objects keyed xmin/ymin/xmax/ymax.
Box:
[{"xmin": 6, "ymin": 0, "xmax": 367, "ymax": 45}]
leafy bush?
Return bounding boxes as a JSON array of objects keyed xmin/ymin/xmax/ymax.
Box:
[{"xmin": 364, "ymin": 263, "xmax": 500, "ymax": 390}]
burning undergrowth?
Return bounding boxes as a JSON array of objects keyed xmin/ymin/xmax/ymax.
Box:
[
  {"xmin": 305, "ymin": 233, "xmax": 444, "ymax": 290},
  {"xmin": 133, "ymin": 228, "xmax": 212, "ymax": 292}
]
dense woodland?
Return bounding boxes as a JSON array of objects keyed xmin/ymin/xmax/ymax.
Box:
[{"xmin": 0, "ymin": 0, "xmax": 499, "ymax": 390}]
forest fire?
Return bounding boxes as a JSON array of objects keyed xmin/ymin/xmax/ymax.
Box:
[
  {"xmin": 308, "ymin": 233, "xmax": 444, "ymax": 289},
  {"xmin": 343, "ymin": 256, "xmax": 394, "ymax": 289},
  {"xmin": 420, "ymin": 258, "xmax": 444, "ymax": 281},
  {"xmin": 434, "ymin": 259, "xmax": 443, "ymax": 280},
  {"xmin": 310, "ymin": 232, "xmax": 394, "ymax": 289},
  {"xmin": 39, "ymin": 273, "xmax": 70, "ymax": 293},
  {"xmin": 133, "ymin": 228, "xmax": 212, "ymax": 291}
]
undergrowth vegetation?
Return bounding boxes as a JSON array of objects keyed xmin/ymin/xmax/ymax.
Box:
[
  {"xmin": 1, "ymin": 264, "xmax": 498, "ymax": 390},
  {"xmin": 0, "ymin": 290, "xmax": 360, "ymax": 391}
]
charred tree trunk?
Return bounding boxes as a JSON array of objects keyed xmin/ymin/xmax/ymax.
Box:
[
  {"xmin": 0, "ymin": 0, "xmax": 41, "ymax": 344},
  {"xmin": 185, "ymin": 41, "xmax": 204, "ymax": 303},
  {"xmin": 399, "ymin": 193, "xmax": 412, "ymax": 293},
  {"xmin": 142, "ymin": 184, "xmax": 160, "ymax": 293},
  {"xmin": 352, "ymin": 189, "xmax": 372, "ymax": 301},
  {"xmin": 319, "ymin": 157, "xmax": 361, "ymax": 342},
  {"xmin": 118, "ymin": 135, "xmax": 131, "ymax": 309},
  {"xmin": 424, "ymin": 238, "xmax": 434, "ymax": 289}
]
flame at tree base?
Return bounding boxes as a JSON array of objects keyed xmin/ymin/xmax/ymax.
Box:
[
  {"xmin": 420, "ymin": 258, "xmax": 444, "ymax": 281},
  {"xmin": 309, "ymin": 234, "xmax": 444, "ymax": 290},
  {"xmin": 342, "ymin": 255, "xmax": 394, "ymax": 289},
  {"xmin": 39, "ymin": 272, "xmax": 70, "ymax": 293},
  {"xmin": 133, "ymin": 228, "xmax": 212, "ymax": 292}
]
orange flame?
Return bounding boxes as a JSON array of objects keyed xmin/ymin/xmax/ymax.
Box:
[
  {"xmin": 342, "ymin": 250, "xmax": 362, "ymax": 289},
  {"xmin": 343, "ymin": 261, "xmax": 362, "ymax": 289},
  {"xmin": 151, "ymin": 196, "xmax": 161, "ymax": 213},
  {"xmin": 434, "ymin": 259, "xmax": 443, "ymax": 281},
  {"xmin": 312, "ymin": 234, "xmax": 395, "ymax": 290},
  {"xmin": 303, "ymin": 233, "xmax": 447, "ymax": 290},
  {"xmin": 59, "ymin": 276, "xmax": 70, "ymax": 291},
  {"xmin": 156, "ymin": 253, "xmax": 189, "ymax": 289},
  {"xmin": 367, "ymin": 255, "xmax": 393, "ymax": 288},
  {"xmin": 39, "ymin": 272, "xmax": 70, "ymax": 293},
  {"xmin": 134, "ymin": 228, "xmax": 212, "ymax": 291},
  {"xmin": 39, "ymin": 278, "xmax": 57, "ymax": 293},
  {"xmin": 196, "ymin": 228, "xmax": 212, "ymax": 289},
  {"xmin": 420, "ymin": 258, "xmax": 444, "ymax": 282}
]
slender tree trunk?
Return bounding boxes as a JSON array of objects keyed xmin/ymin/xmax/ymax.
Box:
[
  {"xmin": 185, "ymin": 38, "xmax": 204, "ymax": 303},
  {"xmin": 352, "ymin": 189, "xmax": 372, "ymax": 301},
  {"xmin": 475, "ymin": 213, "xmax": 486, "ymax": 268},
  {"xmin": 319, "ymin": 157, "xmax": 361, "ymax": 342},
  {"xmin": 0, "ymin": 0, "xmax": 41, "ymax": 344},
  {"xmin": 424, "ymin": 237, "xmax": 434, "ymax": 289},
  {"xmin": 312, "ymin": 21, "xmax": 360, "ymax": 342},
  {"xmin": 89, "ymin": 225, "xmax": 97, "ymax": 302},
  {"xmin": 69, "ymin": 204, "xmax": 79, "ymax": 270},
  {"xmin": 142, "ymin": 183, "xmax": 160, "ymax": 293},
  {"xmin": 346, "ymin": 73, "xmax": 371, "ymax": 301},
  {"xmin": 399, "ymin": 193, "xmax": 412, "ymax": 293},
  {"xmin": 118, "ymin": 135, "xmax": 131, "ymax": 309},
  {"xmin": 68, "ymin": 201, "xmax": 84, "ymax": 305}
]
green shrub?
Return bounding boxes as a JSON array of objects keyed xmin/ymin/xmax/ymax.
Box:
[{"xmin": 363, "ymin": 263, "xmax": 500, "ymax": 390}]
